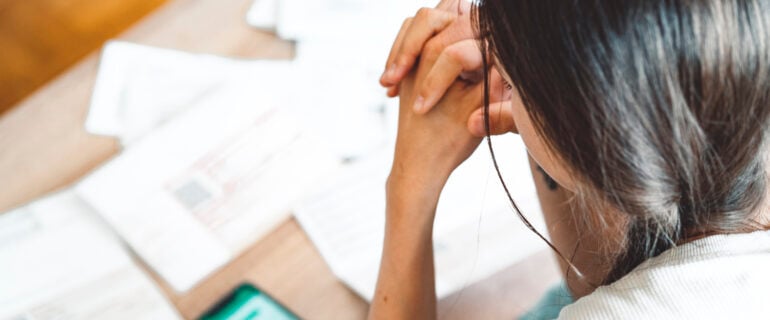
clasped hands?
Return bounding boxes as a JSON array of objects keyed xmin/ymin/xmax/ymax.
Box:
[{"xmin": 382, "ymin": 0, "xmax": 517, "ymax": 216}]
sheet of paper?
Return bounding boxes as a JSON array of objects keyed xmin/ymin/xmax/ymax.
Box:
[
  {"xmin": 87, "ymin": 41, "xmax": 293, "ymax": 145},
  {"xmin": 275, "ymin": 0, "xmax": 438, "ymax": 42},
  {"xmin": 285, "ymin": 41, "xmax": 393, "ymax": 160},
  {"xmin": 271, "ymin": 0, "xmax": 439, "ymax": 158},
  {"xmin": 294, "ymin": 135, "xmax": 549, "ymax": 300},
  {"xmin": 0, "ymin": 191, "xmax": 180, "ymax": 319},
  {"xmin": 77, "ymin": 81, "xmax": 339, "ymax": 293},
  {"xmin": 85, "ymin": 40, "xmax": 385, "ymax": 160}
]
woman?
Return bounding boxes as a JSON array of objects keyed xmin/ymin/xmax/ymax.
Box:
[{"xmin": 369, "ymin": 0, "xmax": 770, "ymax": 319}]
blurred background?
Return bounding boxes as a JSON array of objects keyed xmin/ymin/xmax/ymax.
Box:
[{"xmin": 0, "ymin": 0, "xmax": 166, "ymax": 115}]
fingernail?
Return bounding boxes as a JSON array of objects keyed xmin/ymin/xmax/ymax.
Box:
[
  {"xmin": 379, "ymin": 70, "xmax": 388, "ymax": 83},
  {"xmin": 382, "ymin": 64, "xmax": 397, "ymax": 83},
  {"xmin": 413, "ymin": 96, "xmax": 425, "ymax": 113}
]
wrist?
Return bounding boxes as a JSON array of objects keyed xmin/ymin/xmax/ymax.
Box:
[
  {"xmin": 385, "ymin": 171, "xmax": 447, "ymax": 230},
  {"xmin": 386, "ymin": 170, "xmax": 447, "ymax": 204}
]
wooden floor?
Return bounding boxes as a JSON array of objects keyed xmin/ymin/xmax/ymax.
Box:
[{"xmin": 0, "ymin": 0, "xmax": 167, "ymax": 115}]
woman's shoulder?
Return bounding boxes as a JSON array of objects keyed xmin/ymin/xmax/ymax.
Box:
[{"xmin": 559, "ymin": 230, "xmax": 770, "ymax": 319}]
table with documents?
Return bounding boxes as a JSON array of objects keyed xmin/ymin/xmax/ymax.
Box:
[{"xmin": 0, "ymin": 0, "xmax": 562, "ymax": 319}]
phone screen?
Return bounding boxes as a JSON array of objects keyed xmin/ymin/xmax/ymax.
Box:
[{"xmin": 200, "ymin": 283, "xmax": 299, "ymax": 320}]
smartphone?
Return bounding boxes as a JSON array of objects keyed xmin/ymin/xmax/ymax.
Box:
[{"xmin": 199, "ymin": 283, "xmax": 300, "ymax": 320}]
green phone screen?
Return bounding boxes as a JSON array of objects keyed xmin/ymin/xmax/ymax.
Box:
[{"xmin": 200, "ymin": 283, "xmax": 299, "ymax": 320}]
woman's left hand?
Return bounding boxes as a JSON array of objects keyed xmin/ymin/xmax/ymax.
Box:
[
  {"xmin": 388, "ymin": 57, "xmax": 484, "ymax": 219},
  {"xmin": 372, "ymin": 40, "xmax": 487, "ymax": 320}
]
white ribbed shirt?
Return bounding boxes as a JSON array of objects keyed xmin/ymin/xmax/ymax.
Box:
[{"xmin": 559, "ymin": 230, "xmax": 770, "ymax": 319}]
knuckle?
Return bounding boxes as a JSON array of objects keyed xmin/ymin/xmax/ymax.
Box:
[
  {"xmin": 449, "ymin": 41, "xmax": 475, "ymax": 59},
  {"xmin": 444, "ymin": 45, "xmax": 464, "ymax": 63},
  {"xmin": 415, "ymin": 7, "xmax": 433, "ymax": 20},
  {"xmin": 434, "ymin": 10, "xmax": 456, "ymax": 26},
  {"xmin": 451, "ymin": 41, "xmax": 483, "ymax": 68},
  {"xmin": 396, "ymin": 51, "xmax": 415, "ymax": 66}
]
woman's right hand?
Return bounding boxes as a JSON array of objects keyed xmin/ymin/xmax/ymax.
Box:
[
  {"xmin": 379, "ymin": 1, "xmax": 517, "ymax": 136},
  {"xmin": 379, "ymin": 0, "xmax": 473, "ymax": 95}
]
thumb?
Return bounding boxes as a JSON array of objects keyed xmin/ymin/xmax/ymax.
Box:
[{"xmin": 467, "ymin": 100, "xmax": 518, "ymax": 137}]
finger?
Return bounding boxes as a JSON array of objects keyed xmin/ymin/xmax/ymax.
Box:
[
  {"xmin": 386, "ymin": 86, "xmax": 399, "ymax": 97},
  {"xmin": 440, "ymin": 79, "xmax": 485, "ymax": 120},
  {"xmin": 467, "ymin": 100, "xmax": 518, "ymax": 137},
  {"xmin": 437, "ymin": 0, "xmax": 471, "ymax": 14},
  {"xmin": 414, "ymin": 39, "xmax": 483, "ymax": 114},
  {"xmin": 380, "ymin": 18, "xmax": 413, "ymax": 87},
  {"xmin": 435, "ymin": 0, "xmax": 458, "ymax": 11},
  {"xmin": 381, "ymin": 8, "xmax": 456, "ymax": 86}
]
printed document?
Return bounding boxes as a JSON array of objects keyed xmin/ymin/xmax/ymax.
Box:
[
  {"xmin": 0, "ymin": 191, "xmax": 180, "ymax": 319},
  {"xmin": 77, "ymin": 82, "xmax": 339, "ymax": 293},
  {"xmin": 295, "ymin": 136, "xmax": 549, "ymax": 300}
]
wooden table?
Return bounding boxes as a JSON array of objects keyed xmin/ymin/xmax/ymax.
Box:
[{"xmin": 0, "ymin": 0, "xmax": 561, "ymax": 318}]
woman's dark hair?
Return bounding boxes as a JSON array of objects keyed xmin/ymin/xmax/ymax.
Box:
[{"xmin": 473, "ymin": 0, "xmax": 770, "ymax": 286}]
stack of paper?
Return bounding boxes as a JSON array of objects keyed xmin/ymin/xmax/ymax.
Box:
[
  {"xmin": 77, "ymin": 81, "xmax": 339, "ymax": 293},
  {"xmin": 87, "ymin": 40, "xmax": 394, "ymax": 160},
  {"xmin": 295, "ymin": 136, "xmax": 549, "ymax": 300},
  {"xmin": 246, "ymin": 0, "xmax": 441, "ymax": 160},
  {"xmin": 0, "ymin": 191, "xmax": 180, "ymax": 319},
  {"xmin": 87, "ymin": 41, "xmax": 294, "ymax": 146}
]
